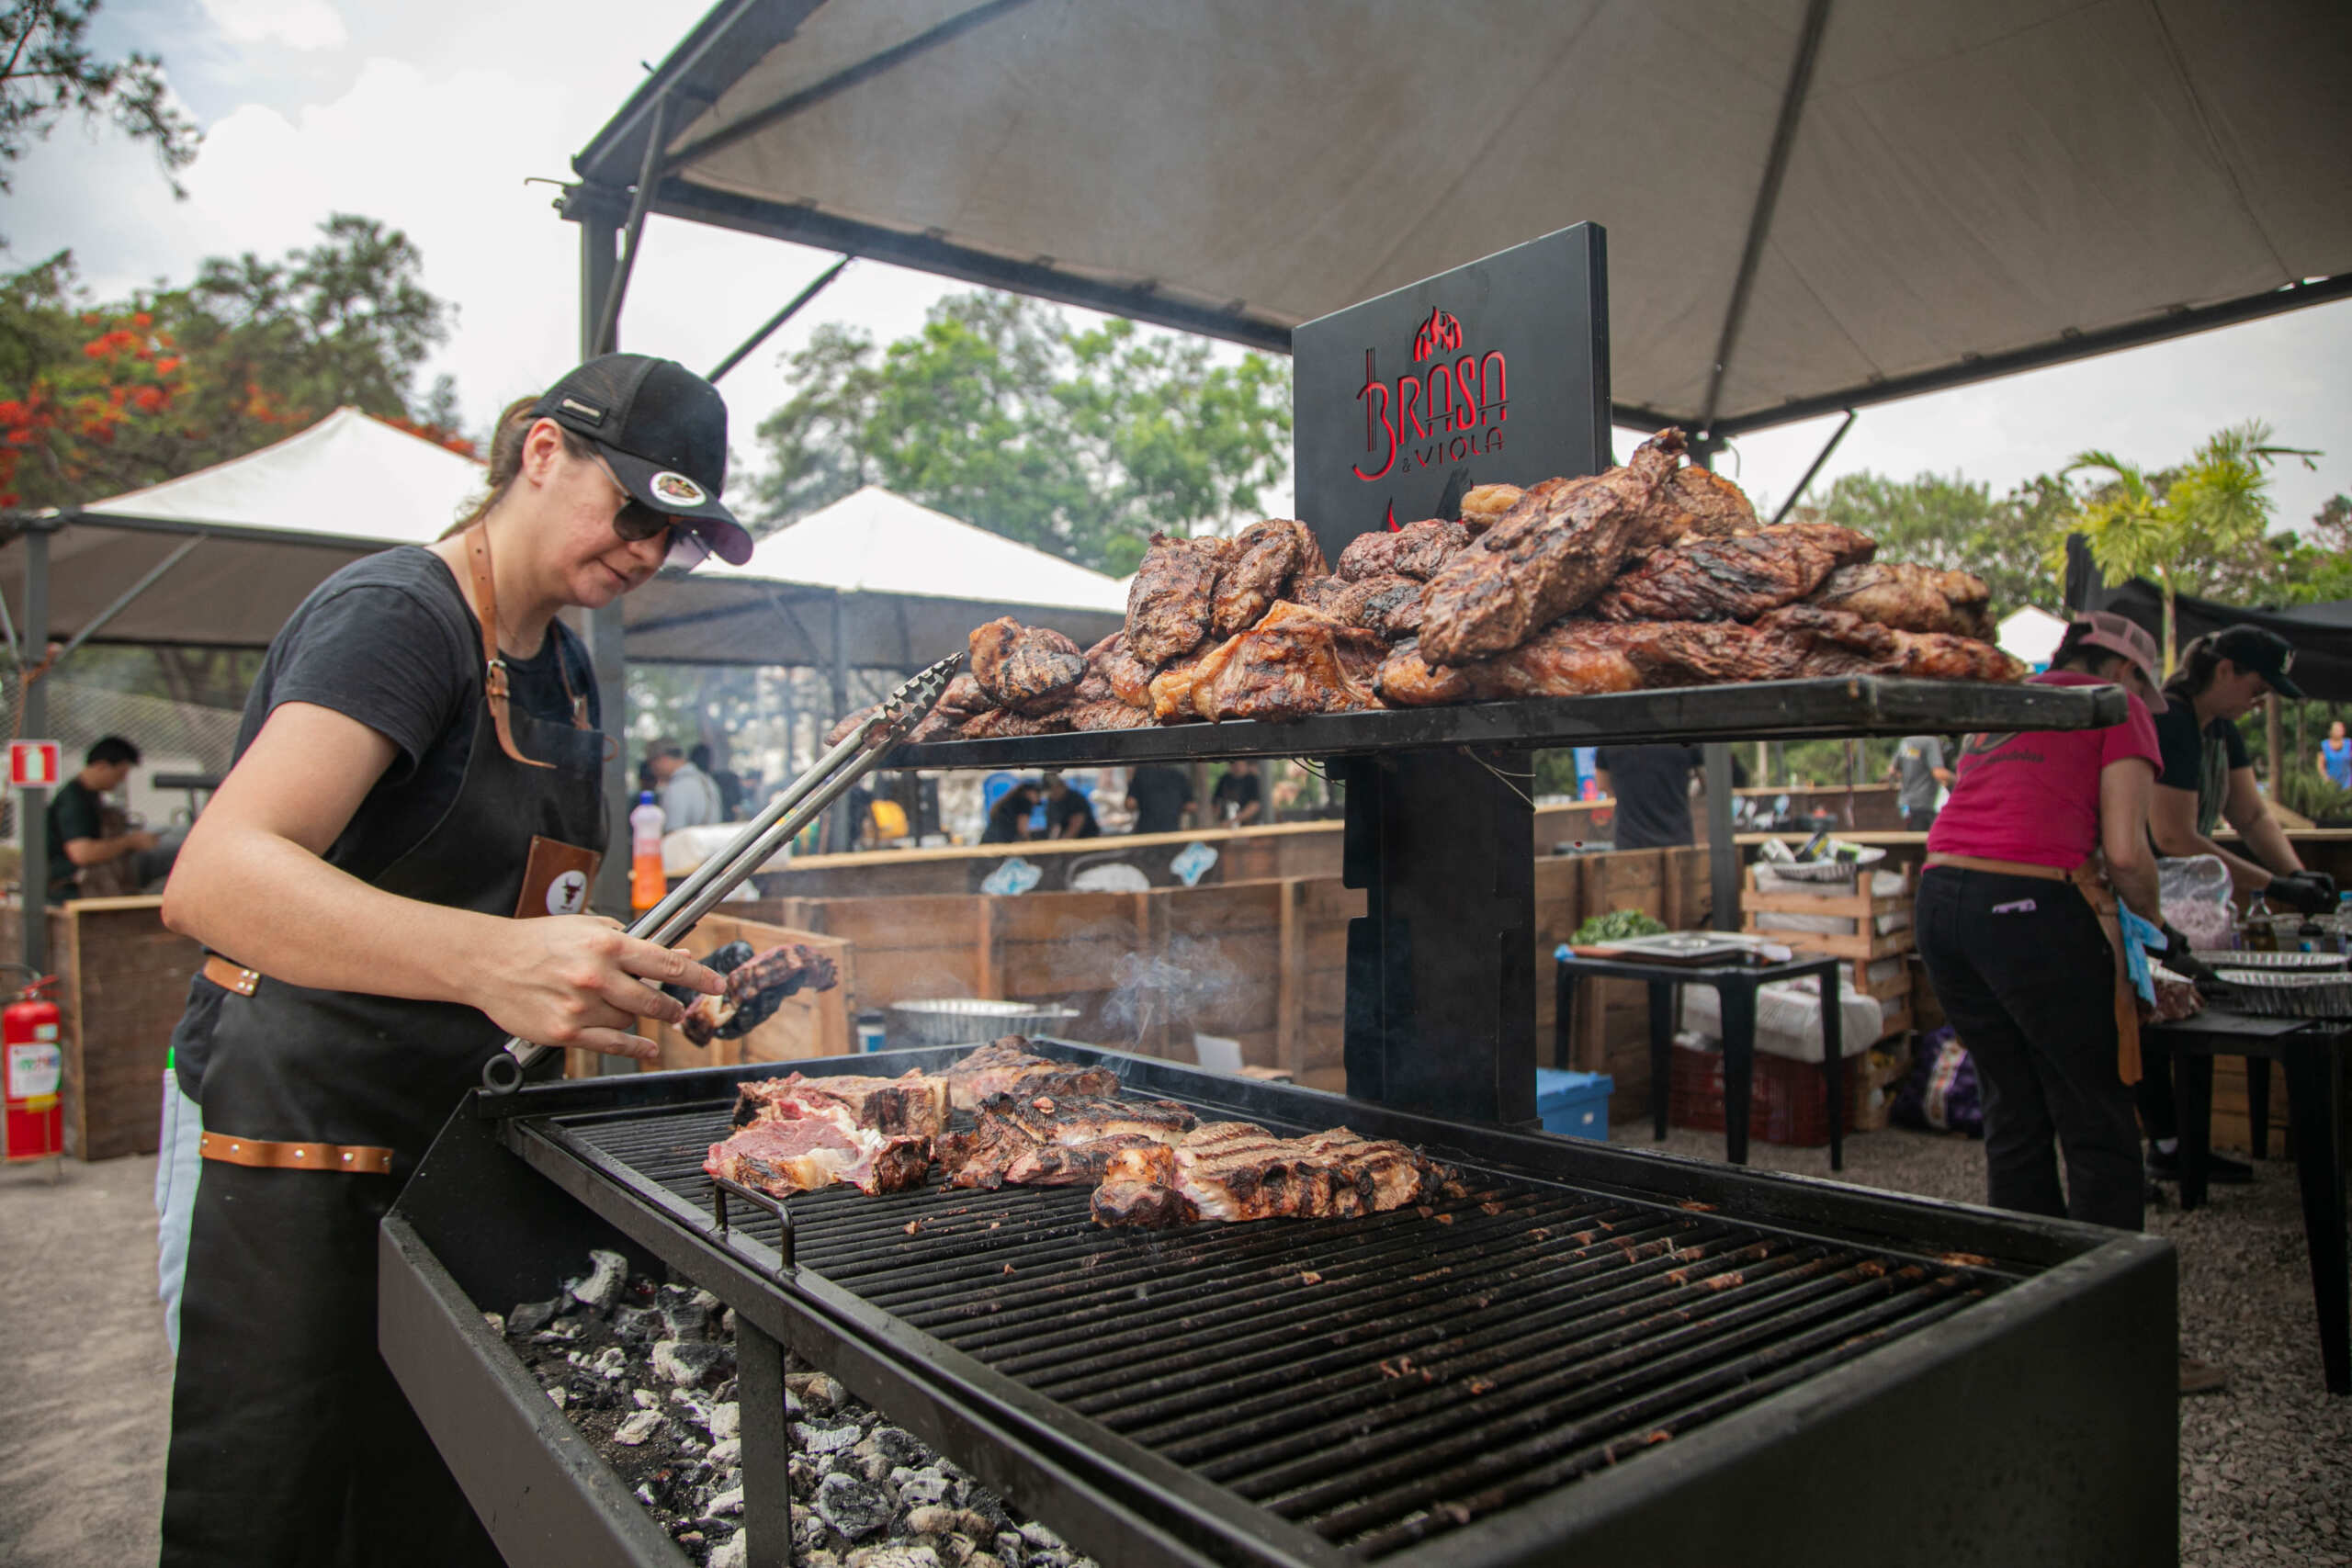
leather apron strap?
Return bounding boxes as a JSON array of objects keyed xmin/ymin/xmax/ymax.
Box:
[
  {"xmin": 1925, "ymin": 852, "xmax": 2141, "ymax": 1085},
  {"xmin": 464, "ymin": 523, "xmax": 556, "ymax": 770},
  {"xmin": 199, "ymin": 1130, "xmax": 393, "ymax": 1175}
]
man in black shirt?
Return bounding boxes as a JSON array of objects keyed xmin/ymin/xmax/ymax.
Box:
[
  {"xmin": 1211, "ymin": 759, "xmax": 1264, "ymax": 824},
  {"xmin": 1125, "ymin": 764, "xmax": 1194, "ymax": 835},
  {"xmin": 1042, "ymin": 772, "xmax": 1100, "ymax": 839},
  {"xmin": 48, "ymin": 735, "xmax": 176, "ymax": 900},
  {"xmin": 980, "ymin": 780, "xmax": 1042, "ymax": 843},
  {"xmin": 1595, "ymin": 744, "xmax": 1703, "ymax": 851}
]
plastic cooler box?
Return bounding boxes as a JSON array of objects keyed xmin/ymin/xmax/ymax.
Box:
[{"xmin": 1536, "ymin": 1068, "xmax": 1612, "ymax": 1141}]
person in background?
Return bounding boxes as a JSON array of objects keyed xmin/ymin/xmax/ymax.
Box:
[
  {"xmin": 648, "ymin": 737, "xmax": 724, "ymax": 829},
  {"xmin": 48, "ymin": 735, "xmax": 180, "ymax": 900},
  {"xmin": 980, "ymin": 779, "xmax": 1042, "ymax": 843},
  {"xmin": 1125, "ymin": 763, "xmax": 1194, "ymax": 835},
  {"xmin": 2143, "ymin": 626, "xmax": 2331, "ymax": 1186},
  {"xmin": 1594, "ymin": 744, "xmax": 1702, "ymax": 851},
  {"xmin": 1042, "ymin": 771, "xmax": 1100, "ymax": 839},
  {"xmin": 1884, "ymin": 734, "xmax": 1953, "ymax": 831},
  {"xmin": 690, "ymin": 742, "xmax": 746, "ymax": 821},
  {"xmin": 1212, "ymin": 758, "xmax": 1264, "ymax": 824},
  {"xmin": 2321, "ymin": 718, "xmax": 2351, "ymax": 790}
]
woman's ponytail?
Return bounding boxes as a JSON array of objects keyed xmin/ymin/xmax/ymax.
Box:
[{"xmin": 441, "ymin": 397, "xmax": 594, "ymax": 537}]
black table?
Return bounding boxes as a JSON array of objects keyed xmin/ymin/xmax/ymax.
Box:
[
  {"xmin": 2152, "ymin": 1007, "xmax": 2349, "ymax": 1395},
  {"xmin": 1555, "ymin": 949, "xmax": 1847, "ymax": 1171}
]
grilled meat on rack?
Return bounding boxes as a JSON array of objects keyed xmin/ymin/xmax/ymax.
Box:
[
  {"xmin": 1805, "ymin": 562, "xmax": 1994, "ymax": 638},
  {"xmin": 936, "ymin": 1037, "xmax": 1122, "ymax": 1111},
  {"xmin": 1211, "ymin": 520, "xmax": 1327, "ymax": 637},
  {"xmin": 1147, "ymin": 649, "xmax": 1214, "ymax": 724},
  {"xmin": 968, "ymin": 618, "xmax": 1086, "ymax": 715},
  {"xmin": 1127, "ymin": 534, "xmax": 1232, "ymax": 665},
  {"xmin": 1187, "ymin": 602, "xmax": 1384, "ymax": 722},
  {"xmin": 1325, "ymin": 574, "xmax": 1427, "ymax": 642},
  {"xmin": 705, "ymin": 1097, "xmax": 930, "ymax": 1197},
  {"xmin": 1335, "ymin": 519, "xmax": 1469, "ymax": 582},
  {"xmin": 732, "ymin": 1069, "xmax": 946, "ymax": 1137},
  {"xmin": 1417, "ymin": 427, "xmax": 1686, "ymax": 664},
  {"xmin": 1626, "ymin": 463, "xmax": 1761, "ymax": 555},
  {"xmin": 1589, "ymin": 522, "xmax": 1875, "ymax": 624},
  {"xmin": 1091, "ymin": 1122, "xmax": 1444, "ymax": 1228},
  {"xmin": 1067, "ymin": 697, "xmax": 1155, "ymax": 730},
  {"xmin": 958, "ymin": 706, "xmax": 1071, "ymax": 739},
  {"xmin": 1758, "ymin": 604, "xmax": 2025, "ymax": 682},
  {"xmin": 1094, "ymin": 636, "xmax": 1157, "ymax": 708},
  {"xmin": 939, "ymin": 1092, "xmax": 1196, "ymax": 1190},
  {"xmin": 1377, "ymin": 622, "xmax": 1645, "ymax": 705},
  {"xmin": 1455, "ymin": 484, "xmax": 1524, "ymax": 536}
]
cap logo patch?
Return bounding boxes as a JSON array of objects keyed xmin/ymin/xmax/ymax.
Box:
[
  {"xmin": 557, "ymin": 397, "xmax": 605, "ymax": 424},
  {"xmin": 651, "ymin": 470, "xmax": 707, "ymax": 506}
]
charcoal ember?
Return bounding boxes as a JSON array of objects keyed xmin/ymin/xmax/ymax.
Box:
[
  {"xmin": 506, "ymin": 1296, "xmax": 563, "ymax": 1337},
  {"xmin": 614, "ymin": 1410, "xmax": 663, "ymax": 1447},
  {"xmin": 707, "ymin": 1437, "xmax": 741, "ymax": 1467},
  {"xmin": 705, "ymin": 1486, "xmax": 745, "ymax": 1517},
  {"xmin": 652, "ymin": 1339, "xmax": 732, "ymax": 1387},
  {"xmin": 658, "ymin": 1283, "xmax": 715, "ymax": 1340},
  {"xmin": 858, "ymin": 1548, "xmax": 943, "ymax": 1568},
  {"xmin": 788, "ymin": 1370, "xmax": 848, "ymax": 1411},
  {"xmin": 897, "ymin": 1468, "xmax": 956, "ymax": 1507},
  {"xmin": 797, "ymin": 1420, "xmax": 863, "ymax": 1455},
  {"xmin": 611, "ymin": 1304, "xmax": 663, "ymax": 1346},
  {"xmin": 814, "ymin": 1472, "xmax": 896, "ymax": 1540},
  {"xmin": 707, "ymin": 1534, "xmax": 747, "ymax": 1568},
  {"xmin": 996, "ymin": 1532, "xmax": 1028, "ymax": 1568},
  {"xmin": 565, "ymin": 1248, "xmax": 628, "ymax": 1313},
  {"xmin": 481, "ymin": 1311, "xmax": 504, "ymax": 1337},
  {"xmin": 1018, "ymin": 1522, "xmax": 1067, "ymax": 1552},
  {"xmin": 707, "ymin": 1401, "xmax": 741, "ymax": 1440},
  {"xmin": 859, "ymin": 1426, "xmax": 933, "ymax": 1469},
  {"xmin": 906, "ymin": 1506, "xmax": 960, "ymax": 1536}
]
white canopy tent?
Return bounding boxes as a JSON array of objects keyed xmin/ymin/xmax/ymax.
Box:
[{"xmin": 1996, "ymin": 605, "xmax": 2070, "ymax": 669}]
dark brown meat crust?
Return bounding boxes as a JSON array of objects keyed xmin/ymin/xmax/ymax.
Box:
[
  {"xmin": 1067, "ymin": 696, "xmax": 1155, "ymax": 730},
  {"xmin": 1806, "ymin": 561, "xmax": 1994, "ymax": 638},
  {"xmin": 958, "ymin": 706, "xmax": 1072, "ymax": 739},
  {"xmin": 937, "ymin": 1038, "xmax": 1123, "ymax": 1111},
  {"xmin": 943, "ymin": 1091, "xmax": 1196, "ymax": 1190},
  {"xmin": 731, "ymin": 1070, "xmax": 944, "ymax": 1136},
  {"xmin": 1126, "ymin": 534, "xmax": 1231, "ymax": 665},
  {"xmin": 824, "ymin": 705, "xmax": 879, "ymax": 746},
  {"xmin": 1626, "ymin": 464, "xmax": 1761, "ymax": 554},
  {"xmin": 1418, "ymin": 428, "xmax": 1686, "ymax": 663},
  {"xmin": 1091, "ymin": 1179, "xmax": 1198, "ymax": 1228},
  {"xmin": 1589, "ymin": 522, "xmax": 1876, "ymax": 624},
  {"xmin": 1377, "ymin": 623, "xmax": 1645, "ymax": 705},
  {"xmin": 968, "ymin": 617, "xmax": 1086, "ymax": 714},
  {"xmin": 939, "ymin": 672, "xmax": 988, "ymax": 713},
  {"xmin": 1188, "ymin": 603, "xmax": 1382, "ymax": 722},
  {"xmin": 1455, "ymin": 484, "xmax": 1524, "ymax": 536},
  {"xmin": 1211, "ymin": 520, "xmax": 1327, "ymax": 637},
  {"xmin": 1325, "ymin": 574, "xmax": 1426, "ymax": 641},
  {"xmin": 1096, "ymin": 636, "xmax": 1158, "ymax": 707},
  {"xmin": 1334, "ymin": 519, "xmax": 1469, "ymax": 582},
  {"xmin": 1146, "ymin": 648, "xmax": 1212, "ymax": 724},
  {"xmin": 1758, "ymin": 604, "xmax": 2024, "ymax": 682},
  {"xmin": 1290, "ymin": 575, "xmax": 1351, "ymax": 615}
]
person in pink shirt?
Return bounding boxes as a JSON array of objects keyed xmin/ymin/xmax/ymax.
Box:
[{"xmin": 1915, "ymin": 612, "xmax": 2174, "ymax": 1239}]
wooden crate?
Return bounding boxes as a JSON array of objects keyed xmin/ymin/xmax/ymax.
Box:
[
  {"xmin": 45, "ymin": 897, "xmax": 198, "ymax": 1160},
  {"xmin": 1739, "ymin": 864, "xmax": 1916, "ymax": 962},
  {"xmin": 630, "ymin": 914, "xmax": 855, "ymax": 1077}
]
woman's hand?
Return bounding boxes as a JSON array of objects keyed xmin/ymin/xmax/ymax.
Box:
[{"xmin": 470, "ymin": 915, "xmax": 725, "ymax": 1059}]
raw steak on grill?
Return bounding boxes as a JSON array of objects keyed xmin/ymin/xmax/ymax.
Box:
[
  {"xmin": 1211, "ymin": 520, "xmax": 1327, "ymax": 637},
  {"xmin": 1334, "ymin": 519, "xmax": 1469, "ymax": 582},
  {"xmin": 940, "ymin": 1092, "xmax": 1196, "ymax": 1190},
  {"xmin": 1126, "ymin": 534, "xmax": 1232, "ymax": 665},
  {"xmin": 1588, "ymin": 522, "xmax": 1875, "ymax": 624},
  {"xmin": 936, "ymin": 1038, "xmax": 1123, "ymax": 1111},
  {"xmin": 1417, "ymin": 427, "xmax": 1685, "ymax": 664},
  {"xmin": 732, "ymin": 1069, "xmax": 946, "ymax": 1137},
  {"xmin": 968, "ymin": 618, "xmax": 1086, "ymax": 715},
  {"xmin": 1091, "ymin": 1122, "xmax": 1442, "ymax": 1227},
  {"xmin": 704, "ymin": 1098, "xmax": 930, "ymax": 1197},
  {"xmin": 1805, "ymin": 561, "xmax": 1994, "ymax": 638},
  {"xmin": 1187, "ymin": 603, "xmax": 1384, "ymax": 722}
]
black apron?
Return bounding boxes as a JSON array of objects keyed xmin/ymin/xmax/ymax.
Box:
[{"xmin": 161, "ymin": 539, "xmax": 607, "ymax": 1568}]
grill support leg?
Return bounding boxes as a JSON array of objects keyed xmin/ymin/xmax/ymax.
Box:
[
  {"xmin": 1720, "ymin": 980, "xmax": 1757, "ymax": 1166},
  {"xmin": 738, "ymin": 1321, "xmax": 796, "ymax": 1568}
]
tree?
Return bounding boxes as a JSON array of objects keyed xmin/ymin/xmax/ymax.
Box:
[
  {"xmin": 0, "ymin": 214, "xmax": 465, "ymax": 508},
  {"xmin": 2276, "ymin": 494, "xmax": 2352, "ymax": 606},
  {"xmin": 1795, "ymin": 468, "xmax": 2066, "ymax": 614},
  {"xmin": 1, "ymin": 0, "xmax": 198, "ymax": 197},
  {"xmin": 753, "ymin": 292, "xmax": 1291, "ymax": 576},
  {"xmin": 2065, "ymin": 421, "xmax": 2317, "ymax": 668}
]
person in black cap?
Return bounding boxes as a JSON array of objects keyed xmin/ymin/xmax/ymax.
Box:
[
  {"xmin": 153, "ymin": 355, "xmax": 741, "ymax": 1565},
  {"xmin": 2141, "ymin": 625, "xmax": 2334, "ymax": 1187}
]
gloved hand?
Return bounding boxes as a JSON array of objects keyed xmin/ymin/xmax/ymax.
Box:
[
  {"xmin": 2158, "ymin": 923, "xmax": 2220, "ymax": 987},
  {"xmin": 2262, "ymin": 872, "xmax": 2335, "ymax": 915}
]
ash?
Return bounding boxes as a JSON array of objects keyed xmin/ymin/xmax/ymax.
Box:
[{"xmin": 501, "ymin": 1251, "xmax": 1101, "ymax": 1568}]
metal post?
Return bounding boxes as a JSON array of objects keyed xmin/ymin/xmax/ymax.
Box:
[
  {"xmin": 824, "ymin": 591, "xmax": 852, "ymax": 853},
  {"xmin": 21, "ymin": 528, "xmax": 48, "ymax": 974},
  {"xmin": 707, "ymin": 256, "xmax": 851, "ymax": 384},
  {"xmin": 1703, "ymin": 744, "xmax": 1738, "ymax": 931}
]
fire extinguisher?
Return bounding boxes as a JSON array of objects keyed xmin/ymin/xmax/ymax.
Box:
[{"xmin": 3, "ymin": 967, "xmax": 64, "ymax": 1166}]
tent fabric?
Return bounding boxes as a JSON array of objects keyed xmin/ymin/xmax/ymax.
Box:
[
  {"xmin": 582, "ymin": 0, "xmax": 2352, "ymax": 436},
  {"xmin": 2092, "ymin": 581, "xmax": 2352, "ymax": 705},
  {"xmin": 1996, "ymin": 605, "xmax": 2069, "ymax": 667}
]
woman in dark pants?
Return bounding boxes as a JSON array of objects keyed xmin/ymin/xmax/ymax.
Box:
[{"xmin": 1915, "ymin": 613, "xmax": 2218, "ymax": 1393}]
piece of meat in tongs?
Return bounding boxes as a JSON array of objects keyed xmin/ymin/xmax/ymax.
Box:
[{"xmin": 671, "ymin": 939, "xmax": 841, "ymax": 1044}]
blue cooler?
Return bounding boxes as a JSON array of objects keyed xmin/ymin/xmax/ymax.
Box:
[{"xmin": 1536, "ymin": 1068, "xmax": 1612, "ymax": 1141}]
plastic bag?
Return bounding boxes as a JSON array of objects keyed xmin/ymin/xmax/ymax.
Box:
[
  {"xmin": 1891, "ymin": 1026, "xmax": 1983, "ymax": 1136},
  {"xmin": 2158, "ymin": 855, "xmax": 2234, "ymax": 950}
]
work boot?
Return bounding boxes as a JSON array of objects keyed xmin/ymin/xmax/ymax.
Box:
[{"xmin": 2147, "ymin": 1145, "xmax": 2254, "ymax": 1185}]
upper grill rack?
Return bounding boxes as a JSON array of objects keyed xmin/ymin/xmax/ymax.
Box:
[{"xmin": 548, "ymin": 1098, "xmax": 1996, "ymax": 1560}]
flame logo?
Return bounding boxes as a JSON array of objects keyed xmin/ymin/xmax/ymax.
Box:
[{"xmin": 1411, "ymin": 307, "xmax": 1462, "ymax": 363}]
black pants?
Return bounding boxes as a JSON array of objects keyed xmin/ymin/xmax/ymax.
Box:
[{"xmin": 1915, "ymin": 868, "xmax": 2143, "ymax": 1232}]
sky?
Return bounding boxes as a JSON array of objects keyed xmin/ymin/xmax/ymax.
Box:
[{"xmin": 11, "ymin": 0, "xmax": 2352, "ymax": 536}]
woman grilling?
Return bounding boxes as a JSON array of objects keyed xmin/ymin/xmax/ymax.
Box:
[{"xmin": 156, "ymin": 355, "xmax": 749, "ymax": 1565}]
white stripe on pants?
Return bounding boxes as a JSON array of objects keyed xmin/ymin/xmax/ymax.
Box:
[{"xmin": 154, "ymin": 1071, "xmax": 203, "ymax": 1354}]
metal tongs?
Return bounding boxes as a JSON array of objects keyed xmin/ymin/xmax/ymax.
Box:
[{"xmin": 482, "ymin": 652, "xmax": 964, "ymax": 1092}]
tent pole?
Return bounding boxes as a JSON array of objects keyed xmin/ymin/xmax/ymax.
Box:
[
  {"xmin": 1769, "ymin": 409, "xmax": 1857, "ymax": 525},
  {"xmin": 579, "ymin": 207, "xmax": 638, "ymax": 949},
  {"xmin": 1679, "ymin": 441, "xmax": 1742, "ymax": 930},
  {"xmin": 707, "ymin": 256, "xmax": 851, "ymax": 384},
  {"xmin": 21, "ymin": 527, "xmax": 49, "ymax": 975},
  {"xmin": 593, "ymin": 94, "xmax": 671, "ymax": 358},
  {"xmin": 50, "ymin": 534, "xmax": 209, "ymax": 668},
  {"xmin": 825, "ymin": 590, "xmax": 851, "ymax": 852}
]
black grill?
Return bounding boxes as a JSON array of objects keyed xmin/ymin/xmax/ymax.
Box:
[{"xmin": 382, "ymin": 1044, "xmax": 2177, "ymax": 1568}]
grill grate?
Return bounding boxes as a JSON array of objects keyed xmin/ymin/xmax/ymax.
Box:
[{"xmin": 554, "ymin": 1098, "xmax": 1991, "ymax": 1560}]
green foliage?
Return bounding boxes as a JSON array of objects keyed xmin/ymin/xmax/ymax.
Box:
[
  {"xmin": 0, "ymin": 0, "xmax": 198, "ymax": 197},
  {"xmin": 2276, "ymin": 494, "xmax": 2352, "ymax": 606},
  {"xmin": 752, "ymin": 292, "xmax": 1292, "ymax": 575},
  {"xmin": 1796, "ymin": 469, "xmax": 2065, "ymax": 613},
  {"xmin": 1573, "ymin": 908, "xmax": 1667, "ymax": 944}
]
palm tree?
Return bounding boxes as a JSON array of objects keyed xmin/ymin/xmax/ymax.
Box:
[{"xmin": 2064, "ymin": 421, "xmax": 2316, "ymax": 671}]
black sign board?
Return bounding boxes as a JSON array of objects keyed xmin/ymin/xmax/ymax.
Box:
[{"xmin": 1292, "ymin": 223, "xmax": 1611, "ymax": 569}]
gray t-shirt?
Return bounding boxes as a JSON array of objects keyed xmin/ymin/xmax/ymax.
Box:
[
  {"xmin": 1893, "ymin": 736, "xmax": 1945, "ymax": 811},
  {"xmin": 661, "ymin": 762, "xmax": 726, "ymax": 828}
]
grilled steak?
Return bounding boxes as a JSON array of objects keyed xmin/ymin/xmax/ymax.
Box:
[
  {"xmin": 823, "ymin": 705, "xmax": 879, "ymax": 747},
  {"xmin": 732, "ymin": 1069, "xmax": 946, "ymax": 1136},
  {"xmin": 1188, "ymin": 602, "xmax": 1383, "ymax": 722},
  {"xmin": 1095, "ymin": 635, "xmax": 1158, "ymax": 708},
  {"xmin": 943, "ymin": 1091, "xmax": 1196, "ymax": 1190},
  {"xmin": 968, "ymin": 617, "xmax": 1086, "ymax": 715},
  {"xmin": 959, "ymin": 706, "xmax": 1072, "ymax": 739},
  {"xmin": 1805, "ymin": 561, "xmax": 1994, "ymax": 638},
  {"xmin": 1589, "ymin": 522, "xmax": 1875, "ymax": 624},
  {"xmin": 705, "ymin": 1100, "xmax": 930, "ymax": 1197},
  {"xmin": 1418, "ymin": 427, "xmax": 1685, "ymax": 663},
  {"xmin": 1091, "ymin": 1179, "xmax": 1199, "ymax": 1227},
  {"xmin": 1211, "ymin": 520, "xmax": 1327, "ymax": 637},
  {"xmin": 1376, "ymin": 622, "xmax": 1645, "ymax": 705},
  {"xmin": 1091, "ymin": 1122, "xmax": 1442, "ymax": 1227},
  {"xmin": 1626, "ymin": 463, "xmax": 1761, "ymax": 554},
  {"xmin": 937, "ymin": 1037, "xmax": 1123, "ymax": 1111},
  {"xmin": 1325, "ymin": 573, "xmax": 1426, "ymax": 641},
  {"xmin": 1334, "ymin": 519, "xmax": 1469, "ymax": 582},
  {"xmin": 1067, "ymin": 696, "xmax": 1155, "ymax": 730},
  {"xmin": 681, "ymin": 942, "xmax": 841, "ymax": 1043},
  {"xmin": 1759, "ymin": 604, "xmax": 2024, "ymax": 682},
  {"xmin": 1127, "ymin": 534, "xmax": 1231, "ymax": 665},
  {"xmin": 1147, "ymin": 647, "xmax": 1213, "ymax": 724},
  {"xmin": 1454, "ymin": 483, "xmax": 1524, "ymax": 536}
]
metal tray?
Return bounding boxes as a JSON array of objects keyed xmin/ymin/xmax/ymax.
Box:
[
  {"xmin": 2191, "ymin": 949, "xmax": 2347, "ymax": 971},
  {"xmin": 1584, "ymin": 931, "xmax": 1764, "ymax": 964},
  {"xmin": 2207, "ymin": 967, "xmax": 2352, "ymax": 1019}
]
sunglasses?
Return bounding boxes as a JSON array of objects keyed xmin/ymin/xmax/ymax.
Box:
[{"xmin": 595, "ymin": 454, "xmax": 711, "ymax": 570}]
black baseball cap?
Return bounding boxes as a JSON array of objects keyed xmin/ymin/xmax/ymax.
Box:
[
  {"xmin": 2210, "ymin": 625, "xmax": 2303, "ymax": 699},
  {"xmin": 531, "ymin": 354, "xmax": 753, "ymax": 567}
]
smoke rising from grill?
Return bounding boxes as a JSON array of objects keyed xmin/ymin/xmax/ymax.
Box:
[{"xmin": 1102, "ymin": 933, "xmax": 1242, "ymax": 1044}]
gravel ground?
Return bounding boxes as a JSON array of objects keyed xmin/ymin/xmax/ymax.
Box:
[{"xmin": 1633, "ymin": 1123, "xmax": 2352, "ymax": 1567}]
